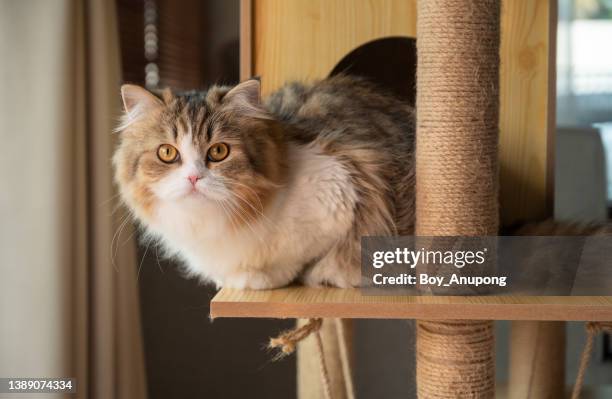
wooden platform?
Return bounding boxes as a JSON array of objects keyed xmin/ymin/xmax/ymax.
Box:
[{"xmin": 211, "ymin": 287, "xmax": 612, "ymax": 321}]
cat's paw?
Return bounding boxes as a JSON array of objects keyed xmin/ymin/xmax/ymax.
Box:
[{"xmin": 221, "ymin": 271, "xmax": 289, "ymax": 290}]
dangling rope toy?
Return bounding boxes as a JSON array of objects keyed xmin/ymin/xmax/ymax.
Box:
[
  {"xmin": 571, "ymin": 321, "xmax": 612, "ymax": 399},
  {"xmin": 269, "ymin": 318, "xmax": 355, "ymax": 399}
]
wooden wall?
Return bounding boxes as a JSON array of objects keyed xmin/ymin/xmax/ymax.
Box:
[{"xmin": 242, "ymin": 0, "xmax": 555, "ymax": 225}]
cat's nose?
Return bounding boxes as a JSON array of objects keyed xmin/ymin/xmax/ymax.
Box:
[{"xmin": 187, "ymin": 175, "xmax": 201, "ymax": 185}]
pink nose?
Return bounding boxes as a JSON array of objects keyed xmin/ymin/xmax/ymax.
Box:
[{"xmin": 188, "ymin": 175, "xmax": 200, "ymax": 185}]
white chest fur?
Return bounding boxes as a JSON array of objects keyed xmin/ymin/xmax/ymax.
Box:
[{"xmin": 148, "ymin": 144, "xmax": 357, "ymax": 289}]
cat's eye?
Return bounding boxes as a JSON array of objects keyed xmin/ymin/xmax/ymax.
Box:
[
  {"xmin": 207, "ymin": 142, "xmax": 230, "ymax": 162},
  {"xmin": 157, "ymin": 144, "xmax": 179, "ymax": 163}
]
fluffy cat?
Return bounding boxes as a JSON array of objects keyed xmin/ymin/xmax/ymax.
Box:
[{"xmin": 113, "ymin": 75, "xmax": 414, "ymax": 289}]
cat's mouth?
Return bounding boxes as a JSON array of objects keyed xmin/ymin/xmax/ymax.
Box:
[
  {"xmin": 186, "ymin": 185, "xmax": 220, "ymax": 202},
  {"xmin": 188, "ymin": 186, "xmax": 206, "ymax": 197}
]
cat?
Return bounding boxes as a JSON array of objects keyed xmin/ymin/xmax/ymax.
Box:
[{"xmin": 113, "ymin": 75, "xmax": 415, "ymax": 289}]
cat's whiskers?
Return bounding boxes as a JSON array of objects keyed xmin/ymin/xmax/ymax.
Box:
[
  {"xmin": 120, "ymin": 224, "xmax": 138, "ymax": 247},
  {"xmin": 98, "ymin": 192, "xmax": 121, "ymax": 208},
  {"xmin": 225, "ymin": 197, "xmax": 266, "ymax": 245},
  {"xmin": 215, "ymin": 199, "xmax": 239, "ymax": 233},
  {"xmin": 109, "ymin": 202, "xmax": 124, "ymax": 216},
  {"xmin": 155, "ymin": 245, "xmax": 164, "ymax": 273},
  {"xmin": 205, "ymin": 179, "xmax": 269, "ymax": 233},
  {"xmin": 218, "ymin": 177, "xmax": 279, "ymax": 231},
  {"xmin": 110, "ymin": 213, "xmax": 131, "ymax": 272},
  {"xmin": 226, "ymin": 198, "xmax": 261, "ymax": 239},
  {"xmin": 221, "ymin": 198, "xmax": 249, "ymax": 235},
  {"xmin": 223, "ymin": 178, "xmax": 265, "ymax": 212},
  {"xmin": 137, "ymin": 238, "xmax": 152, "ymax": 280},
  {"xmin": 229, "ymin": 190, "xmax": 278, "ymax": 232}
]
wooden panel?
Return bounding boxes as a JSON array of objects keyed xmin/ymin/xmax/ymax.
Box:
[
  {"xmin": 499, "ymin": 3, "xmax": 559, "ymax": 398},
  {"xmin": 250, "ymin": 0, "xmax": 553, "ymax": 222},
  {"xmin": 211, "ymin": 288, "xmax": 612, "ymax": 321},
  {"xmin": 253, "ymin": 0, "xmax": 417, "ymax": 94},
  {"xmin": 499, "ymin": 0, "xmax": 555, "ymax": 224}
]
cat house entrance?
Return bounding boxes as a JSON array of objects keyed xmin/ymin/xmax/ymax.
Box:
[{"xmin": 329, "ymin": 37, "xmax": 416, "ymax": 106}]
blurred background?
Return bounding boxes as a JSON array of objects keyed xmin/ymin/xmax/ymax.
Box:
[{"xmin": 1, "ymin": 0, "xmax": 612, "ymax": 398}]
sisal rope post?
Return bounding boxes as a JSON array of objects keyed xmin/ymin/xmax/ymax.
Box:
[{"xmin": 415, "ymin": 0, "xmax": 500, "ymax": 397}]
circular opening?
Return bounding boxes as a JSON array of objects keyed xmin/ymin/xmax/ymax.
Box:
[{"xmin": 329, "ymin": 36, "xmax": 417, "ymax": 106}]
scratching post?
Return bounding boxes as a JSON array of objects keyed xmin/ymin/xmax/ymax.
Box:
[{"xmin": 415, "ymin": 0, "xmax": 500, "ymax": 397}]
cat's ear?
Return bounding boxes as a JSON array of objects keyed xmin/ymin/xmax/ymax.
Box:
[
  {"xmin": 223, "ymin": 78, "xmax": 271, "ymax": 119},
  {"xmin": 120, "ymin": 84, "xmax": 164, "ymax": 114},
  {"xmin": 224, "ymin": 78, "xmax": 261, "ymax": 106}
]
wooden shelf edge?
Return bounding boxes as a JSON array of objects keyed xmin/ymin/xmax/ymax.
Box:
[{"xmin": 210, "ymin": 287, "xmax": 612, "ymax": 321}]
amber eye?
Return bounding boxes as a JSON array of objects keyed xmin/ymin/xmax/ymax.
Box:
[
  {"xmin": 157, "ymin": 144, "xmax": 179, "ymax": 163},
  {"xmin": 207, "ymin": 142, "xmax": 230, "ymax": 162}
]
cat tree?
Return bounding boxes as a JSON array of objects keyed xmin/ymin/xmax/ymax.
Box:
[{"xmin": 211, "ymin": 0, "xmax": 612, "ymax": 397}]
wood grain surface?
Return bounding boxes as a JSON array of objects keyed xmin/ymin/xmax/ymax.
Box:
[
  {"xmin": 248, "ymin": 0, "xmax": 554, "ymax": 225},
  {"xmin": 211, "ymin": 287, "xmax": 612, "ymax": 321}
]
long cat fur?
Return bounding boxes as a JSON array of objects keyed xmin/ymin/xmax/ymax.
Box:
[{"xmin": 114, "ymin": 76, "xmax": 415, "ymax": 289}]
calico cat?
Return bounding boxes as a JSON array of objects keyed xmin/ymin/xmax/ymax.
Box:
[{"xmin": 113, "ymin": 75, "xmax": 415, "ymax": 289}]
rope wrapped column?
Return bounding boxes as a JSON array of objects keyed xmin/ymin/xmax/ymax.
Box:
[{"xmin": 415, "ymin": 1, "xmax": 500, "ymax": 397}]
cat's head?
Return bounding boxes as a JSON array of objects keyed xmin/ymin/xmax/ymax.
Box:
[{"xmin": 113, "ymin": 79, "xmax": 286, "ymax": 234}]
